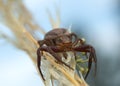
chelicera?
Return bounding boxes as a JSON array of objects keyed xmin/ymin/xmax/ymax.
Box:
[{"xmin": 37, "ymin": 28, "xmax": 97, "ymax": 81}]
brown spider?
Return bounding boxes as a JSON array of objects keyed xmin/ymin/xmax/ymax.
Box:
[{"xmin": 37, "ymin": 28, "xmax": 97, "ymax": 81}]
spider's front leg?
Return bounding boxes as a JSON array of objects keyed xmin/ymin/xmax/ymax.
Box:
[
  {"xmin": 37, "ymin": 47, "xmax": 45, "ymax": 81},
  {"xmin": 37, "ymin": 46, "xmax": 73, "ymax": 81},
  {"xmin": 73, "ymin": 44, "xmax": 97, "ymax": 79}
]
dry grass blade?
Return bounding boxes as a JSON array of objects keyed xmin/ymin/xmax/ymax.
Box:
[{"xmin": 46, "ymin": 3, "xmax": 61, "ymax": 29}]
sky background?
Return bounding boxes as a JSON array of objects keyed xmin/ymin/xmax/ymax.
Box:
[{"xmin": 0, "ymin": 0, "xmax": 119, "ymax": 86}]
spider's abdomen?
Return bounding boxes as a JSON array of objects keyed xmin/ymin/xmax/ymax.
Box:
[{"xmin": 44, "ymin": 28, "xmax": 68, "ymax": 40}]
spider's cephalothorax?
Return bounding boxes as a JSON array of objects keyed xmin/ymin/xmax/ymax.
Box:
[{"xmin": 37, "ymin": 28, "xmax": 97, "ymax": 81}]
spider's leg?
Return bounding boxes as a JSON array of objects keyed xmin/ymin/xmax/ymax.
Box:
[
  {"xmin": 85, "ymin": 46, "xmax": 97, "ymax": 79},
  {"xmin": 84, "ymin": 52, "xmax": 92, "ymax": 79},
  {"xmin": 37, "ymin": 47, "xmax": 45, "ymax": 81},
  {"xmin": 69, "ymin": 33, "xmax": 79, "ymax": 46},
  {"xmin": 74, "ymin": 44, "xmax": 97, "ymax": 79},
  {"xmin": 91, "ymin": 46, "xmax": 97, "ymax": 76}
]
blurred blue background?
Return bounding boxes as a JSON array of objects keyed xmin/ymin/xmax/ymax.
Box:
[{"xmin": 0, "ymin": 0, "xmax": 119, "ymax": 86}]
